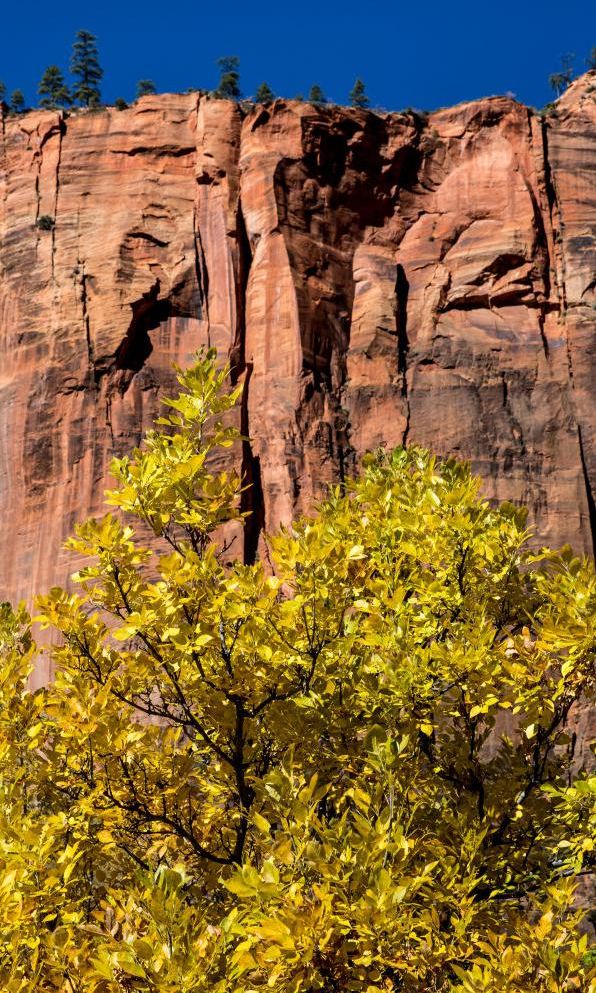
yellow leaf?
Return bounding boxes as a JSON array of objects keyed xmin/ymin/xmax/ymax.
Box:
[
  {"xmin": 253, "ymin": 812, "xmax": 271, "ymax": 834},
  {"xmin": 348, "ymin": 545, "xmax": 366, "ymax": 560}
]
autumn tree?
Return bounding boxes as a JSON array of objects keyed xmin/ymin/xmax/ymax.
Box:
[
  {"xmin": 38, "ymin": 65, "xmax": 71, "ymax": 109},
  {"xmin": 349, "ymin": 77, "xmax": 369, "ymax": 108},
  {"xmin": 215, "ymin": 55, "xmax": 241, "ymax": 99},
  {"xmin": 0, "ymin": 350, "xmax": 594, "ymax": 991},
  {"xmin": 70, "ymin": 28, "xmax": 103, "ymax": 107}
]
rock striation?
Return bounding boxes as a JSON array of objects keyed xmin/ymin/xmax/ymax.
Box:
[{"xmin": 0, "ymin": 75, "xmax": 595, "ymax": 622}]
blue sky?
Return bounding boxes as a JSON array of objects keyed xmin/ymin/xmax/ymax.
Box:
[{"xmin": 1, "ymin": 0, "xmax": 594, "ymax": 111}]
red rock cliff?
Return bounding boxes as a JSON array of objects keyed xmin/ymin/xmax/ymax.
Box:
[{"xmin": 0, "ymin": 75, "xmax": 594, "ymax": 609}]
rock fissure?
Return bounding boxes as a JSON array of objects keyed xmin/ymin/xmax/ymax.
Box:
[
  {"xmin": 395, "ymin": 263, "xmax": 411, "ymax": 446},
  {"xmin": 540, "ymin": 119, "xmax": 567, "ymax": 312},
  {"xmin": 34, "ymin": 172, "xmax": 41, "ymax": 247},
  {"xmin": 231, "ymin": 199, "xmax": 253, "ymax": 380},
  {"xmin": 110, "ymin": 145, "xmax": 196, "ymax": 158},
  {"xmin": 105, "ymin": 393, "xmax": 115, "ymax": 450},
  {"xmin": 0, "ymin": 110, "xmax": 7, "ymax": 273},
  {"xmin": 578, "ymin": 426, "xmax": 596, "ymax": 560},
  {"xmin": 193, "ymin": 211, "xmax": 210, "ymax": 332},
  {"xmin": 541, "ymin": 122, "xmax": 576, "ymax": 398},
  {"xmin": 239, "ymin": 362, "xmax": 265, "ymax": 565},
  {"xmin": 79, "ymin": 262, "xmax": 93, "ymax": 371},
  {"xmin": 537, "ymin": 308, "xmax": 550, "ymax": 360},
  {"xmin": 50, "ymin": 117, "xmax": 66, "ymax": 284},
  {"xmin": 127, "ymin": 231, "xmax": 170, "ymax": 248}
]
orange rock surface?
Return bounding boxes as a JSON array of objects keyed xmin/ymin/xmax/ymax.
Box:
[{"xmin": 0, "ymin": 76, "xmax": 594, "ymax": 622}]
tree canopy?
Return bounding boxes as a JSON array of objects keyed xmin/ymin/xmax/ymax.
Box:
[
  {"xmin": 136, "ymin": 79, "xmax": 157, "ymax": 99},
  {"xmin": 0, "ymin": 351, "xmax": 594, "ymax": 992},
  {"xmin": 308, "ymin": 83, "xmax": 327, "ymax": 104},
  {"xmin": 215, "ymin": 56, "xmax": 241, "ymax": 100},
  {"xmin": 549, "ymin": 53, "xmax": 575, "ymax": 96},
  {"xmin": 9, "ymin": 89, "xmax": 25, "ymax": 113},
  {"xmin": 349, "ymin": 77, "xmax": 369, "ymax": 108},
  {"xmin": 70, "ymin": 28, "xmax": 103, "ymax": 107},
  {"xmin": 38, "ymin": 65, "xmax": 71, "ymax": 109},
  {"xmin": 255, "ymin": 81, "xmax": 275, "ymax": 103}
]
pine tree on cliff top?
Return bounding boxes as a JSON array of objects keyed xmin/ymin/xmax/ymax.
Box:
[
  {"xmin": 215, "ymin": 56, "xmax": 241, "ymax": 99},
  {"xmin": 308, "ymin": 83, "xmax": 326, "ymax": 104},
  {"xmin": 349, "ymin": 77, "xmax": 369, "ymax": 109},
  {"xmin": 38, "ymin": 66, "xmax": 71, "ymax": 109},
  {"xmin": 255, "ymin": 81, "xmax": 275, "ymax": 103},
  {"xmin": 548, "ymin": 52, "xmax": 575, "ymax": 97},
  {"xmin": 136, "ymin": 79, "xmax": 157, "ymax": 98},
  {"xmin": 9, "ymin": 89, "xmax": 25, "ymax": 114},
  {"xmin": 0, "ymin": 81, "xmax": 5, "ymax": 103},
  {"xmin": 70, "ymin": 29, "xmax": 103, "ymax": 107}
]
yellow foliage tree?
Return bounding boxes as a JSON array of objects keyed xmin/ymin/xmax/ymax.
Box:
[{"xmin": 0, "ymin": 351, "xmax": 593, "ymax": 991}]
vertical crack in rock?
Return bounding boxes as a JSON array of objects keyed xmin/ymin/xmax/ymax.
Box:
[
  {"xmin": 540, "ymin": 118, "xmax": 588, "ymax": 543},
  {"xmin": 232, "ymin": 191, "xmax": 261, "ymax": 558},
  {"xmin": 540, "ymin": 119, "xmax": 567, "ymax": 312},
  {"xmin": 577, "ymin": 426, "xmax": 596, "ymax": 559},
  {"xmin": 50, "ymin": 116, "xmax": 65, "ymax": 285},
  {"xmin": 230, "ymin": 200, "xmax": 253, "ymax": 381},
  {"xmin": 395, "ymin": 263, "xmax": 411, "ymax": 446},
  {"xmin": 80, "ymin": 262, "xmax": 93, "ymax": 370},
  {"xmin": 34, "ymin": 179, "xmax": 41, "ymax": 262},
  {"xmin": 233, "ymin": 166, "xmax": 262, "ymax": 560},
  {"xmin": 0, "ymin": 109, "xmax": 6, "ymax": 217},
  {"xmin": 539, "ymin": 113, "xmax": 595, "ymax": 555},
  {"xmin": 30, "ymin": 119, "xmax": 65, "ymax": 267},
  {"xmin": 0, "ymin": 106, "xmax": 5, "ymax": 167},
  {"xmin": 520, "ymin": 150, "xmax": 554, "ymax": 361},
  {"xmin": 34, "ymin": 149, "xmax": 41, "ymax": 230},
  {"xmin": 239, "ymin": 362, "xmax": 265, "ymax": 565},
  {"xmin": 537, "ymin": 309, "xmax": 550, "ymax": 361},
  {"xmin": 105, "ymin": 393, "xmax": 115, "ymax": 449},
  {"xmin": 193, "ymin": 208, "xmax": 210, "ymax": 331},
  {"xmin": 0, "ymin": 109, "xmax": 7, "ymax": 279},
  {"xmin": 501, "ymin": 372, "xmax": 527, "ymax": 457},
  {"xmin": 539, "ymin": 105, "xmax": 596, "ymax": 559}
]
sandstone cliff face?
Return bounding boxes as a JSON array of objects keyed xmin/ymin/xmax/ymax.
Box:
[{"xmin": 0, "ymin": 76, "xmax": 594, "ymax": 621}]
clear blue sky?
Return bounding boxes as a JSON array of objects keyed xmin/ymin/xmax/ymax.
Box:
[{"xmin": 1, "ymin": 0, "xmax": 594, "ymax": 111}]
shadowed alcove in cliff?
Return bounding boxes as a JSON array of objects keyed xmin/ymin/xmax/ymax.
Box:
[
  {"xmin": 115, "ymin": 283, "xmax": 172, "ymax": 372},
  {"xmin": 272, "ymin": 110, "xmax": 422, "ymax": 399}
]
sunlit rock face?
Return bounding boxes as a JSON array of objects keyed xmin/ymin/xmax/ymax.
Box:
[{"xmin": 0, "ymin": 74, "xmax": 594, "ymax": 625}]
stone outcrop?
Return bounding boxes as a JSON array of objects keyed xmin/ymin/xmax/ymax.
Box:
[{"xmin": 0, "ymin": 75, "xmax": 594, "ymax": 622}]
